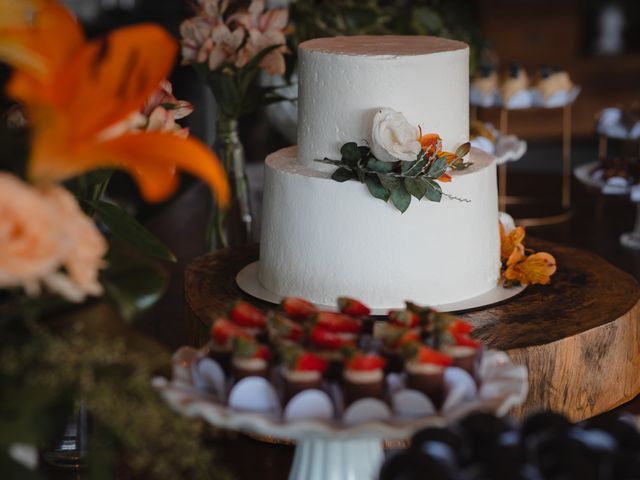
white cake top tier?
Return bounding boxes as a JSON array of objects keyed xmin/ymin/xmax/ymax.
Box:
[{"xmin": 297, "ymin": 36, "xmax": 470, "ymax": 170}]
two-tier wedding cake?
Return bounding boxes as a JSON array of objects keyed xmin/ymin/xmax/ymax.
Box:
[{"xmin": 258, "ymin": 36, "xmax": 500, "ymax": 309}]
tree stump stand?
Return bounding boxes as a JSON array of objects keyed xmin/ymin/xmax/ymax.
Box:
[{"xmin": 185, "ymin": 239, "xmax": 640, "ymax": 421}]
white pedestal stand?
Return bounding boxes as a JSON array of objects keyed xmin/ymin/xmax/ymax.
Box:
[{"xmin": 289, "ymin": 437, "xmax": 383, "ymax": 480}]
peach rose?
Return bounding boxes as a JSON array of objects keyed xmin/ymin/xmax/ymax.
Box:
[
  {"xmin": 41, "ymin": 185, "xmax": 108, "ymax": 302},
  {"xmin": 0, "ymin": 173, "xmax": 68, "ymax": 296},
  {"xmin": 0, "ymin": 173, "xmax": 107, "ymax": 302}
]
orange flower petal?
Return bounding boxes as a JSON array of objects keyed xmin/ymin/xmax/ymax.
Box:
[
  {"xmin": 438, "ymin": 173, "xmax": 452, "ymax": 183},
  {"xmin": 439, "ymin": 152, "xmax": 457, "ymax": 165},
  {"xmin": 419, "ymin": 133, "xmax": 442, "ymax": 156},
  {"xmin": 3, "ymin": 0, "xmax": 83, "ymax": 89},
  {"xmin": 505, "ymin": 251, "xmax": 556, "ymax": 286},
  {"xmin": 500, "ymin": 225, "xmax": 525, "ymax": 261},
  {"xmin": 92, "ymin": 132, "xmax": 230, "ymax": 206}
]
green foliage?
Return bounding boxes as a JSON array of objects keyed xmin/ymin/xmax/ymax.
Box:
[
  {"xmin": 0, "ymin": 309, "xmax": 230, "ymax": 480},
  {"xmin": 289, "ymin": 0, "xmax": 485, "ymax": 76},
  {"xmin": 84, "ymin": 199, "xmax": 177, "ymax": 263},
  {"xmin": 317, "ymin": 141, "xmax": 471, "ymax": 213},
  {"xmin": 99, "ymin": 240, "xmax": 170, "ymax": 323}
]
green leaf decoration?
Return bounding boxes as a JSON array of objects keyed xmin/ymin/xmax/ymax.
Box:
[
  {"xmin": 426, "ymin": 156, "xmax": 448, "ymax": 179},
  {"xmin": 83, "ymin": 200, "xmax": 177, "ymax": 262},
  {"xmin": 390, "ymin": 184, "xmax": 411, "ymax": 213},
  {"xmin": 319, "ymin": 140, "xmax": 471, "ymax": 211},
  {"xmin": 357, "ymin": 146, "xmax": 370, "ymax": 160},
  {"xmin": 455, "ymin": 142, "xmax": 471, "ymax": 158},
  {"xmin": 340, "ymin": 142, "xmax": 360, "ymax": 168},
  {"xmin": 366, "ymin": 157, "xmax": 395, "ymax": 174},
  {"xmin": 331, "ymin": 167, "xmax": 355, "ymax": 182},
  {"xmin": 404, "ymin": 177, "xmax": 428, "ymax": 199},
  {"xmin": 99, "ymin": 240, "xmax": 170, "ymax": 322},
  {"xmin": 378, "ymin": 174, "xmax": 402, "ymax": 191},
  {"xmin": 364, "ymin": 174, "xmax": 390, "ymax": 201},
  {"xmin": 401, "ymin": 160, "xmax": 417, "ymax": 174},
  {"xmin": 404, "ymin": 158, "xmax": 427, "ymax": 176},
  {"xmin": 424, "ymin": 179, "xmax": 443, "ymax": 202}
]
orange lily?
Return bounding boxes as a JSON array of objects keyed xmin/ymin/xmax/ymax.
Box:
[
  {"xmin": 2, "ymin": 0, "xmax": 229, "ymax": 205},
  {"xmin": 504, "ymin": 251, "xmax": 557, "ymax": 286},
  {"xmin": 499, "ymin": 221, "xmax": 526, "ymax": 262}
]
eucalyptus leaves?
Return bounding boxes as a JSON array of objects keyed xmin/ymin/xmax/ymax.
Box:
[{"xmin": 317, "ymin": 140, "xmax": 472, "ymax": 213}]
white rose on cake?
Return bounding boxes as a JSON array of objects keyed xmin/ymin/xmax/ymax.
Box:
[{"xmin": 370, "ymin": 108, "xmax": 422, "ymax": 162}]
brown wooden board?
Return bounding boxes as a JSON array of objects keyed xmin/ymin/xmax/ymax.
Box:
[{"xmin": 184, "ymin": 239, "xmax": 640, "ymax": 421}]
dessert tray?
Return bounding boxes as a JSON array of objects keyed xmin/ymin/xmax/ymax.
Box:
[
  {"xmin": 235, "ymin": 261, "xmax": 526, "ymax": 315},
  {"xmin": 154, "ymin": 347, "xmax": 527, "ymax": 480},
  {"xmin": 470, "ymin": 123, "xmax": 527, "ymax": 165},
  {"xmin": 574, "ymin": 161, "xmax": 640, "ymax": 198},
  {"xmin": 596, "ymin": 107, "xmax": 640, "ymax": 140},
  {"xmin": 470, "ymin": 86, "xmax": 581, "ymax": 110}
]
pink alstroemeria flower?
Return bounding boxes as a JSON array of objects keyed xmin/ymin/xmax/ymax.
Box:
[{"xmin": 230, "ymin": 0, "xmax": 288, "ymax": 75}]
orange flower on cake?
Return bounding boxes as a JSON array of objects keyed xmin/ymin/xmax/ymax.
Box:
[
  {"xmin": 499, "ymin": 221, "xmax": 526, "ymax": 262},
  {"xmin": 504, "ymin": 250, "xmax": 557, "ymax": 286},
  {"xmin": 0, "ymin": 0, "xmax": 229, "ymax": 205},
  {"xmin": 418, "ymin": 129, "xmax": 458, "ymax": 183},
  {"xmin": 499, "ymin": 221, "xmax": 557, "ymax": 286},
  {"xmin": 0, "ymin": 173, "xmax": 107, "ymax": 302}
]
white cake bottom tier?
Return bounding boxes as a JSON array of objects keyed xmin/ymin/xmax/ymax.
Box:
[{"xmin": 259, "ymin": 146, "xmax": 500, "ymax": 309}]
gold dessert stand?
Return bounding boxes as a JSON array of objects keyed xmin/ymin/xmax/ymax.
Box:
[{"xmin": 472, "ymin": 103, "xmax": 574, "ymax": 227}]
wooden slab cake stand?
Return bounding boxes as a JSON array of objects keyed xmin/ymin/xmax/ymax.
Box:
[{"xmin": 184, "ymin": 239, "xmax": 640, "ymax": 422}]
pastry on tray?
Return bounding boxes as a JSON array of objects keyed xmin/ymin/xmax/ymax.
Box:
[
  {"xmin": 534, "ymin": 65, "xmax": 573, "ymax": 102},
  {"xmin": 501, "ymin": 63, "xmax": 531, "ymax": 108}
]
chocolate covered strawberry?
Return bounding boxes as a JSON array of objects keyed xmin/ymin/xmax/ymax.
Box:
[
  {"xmin": 404, "ymin": 343, "xmax": 452, "ymax": 408},
  {"xmin": 309, "ymin": 326, "xmax": 355, "ymax": 350},
  {"xmin": 280, "ymin": 347, "xmax": 328, "ymax": 403},
  {"xmin": 343, "ymin": 351, "xmax": 387, "ymax": 405},
  {"xmin": 229, "ymin": 301, "xmax": 267, "ymax": 331},
  {"xmin": 208, "ymin": 317, "xmax": 251, "ymax": 373},
  {"xmin": 314, "ymin": 311, "xmax": 362, "ymax": 335},
  {"xmin": 231, "ymin": 337, "xmax": 271, "ymax": 380},
  {"xmin": 337, "ymin": 297, "xmax": 371, "ymax": 317},
  {"xmin": 282, "ymin": 297, "xmax": 317, "ymax": 321},
  {"xmin": 268, "ymin": 312, "xmax": 304, "ymax": 344},
  {"xmin": 210, "ymin": 318, "xmax": 251, "ymax": 347},
  {"xmin": 388, "ymin": 309, "xmax": 419, "ymax": 328},
  {"xmin": 441, "ymin": 319, "xmax": 481, "ymax": 377}
]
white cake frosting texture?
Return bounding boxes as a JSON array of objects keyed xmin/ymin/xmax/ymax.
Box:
[
  {"xmin": 258, "ymin": 36, "xmax": 500, "ymax": 309},
  {"xmin": 297, "ymin": 36, "xmax": 470, "ymax": 172}
]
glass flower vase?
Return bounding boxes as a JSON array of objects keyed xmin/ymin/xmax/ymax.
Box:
[{"xmin": 207, "ymin": 116, "xmax": 253, "ymax": 250}]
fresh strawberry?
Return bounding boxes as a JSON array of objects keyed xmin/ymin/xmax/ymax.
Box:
[
  {"xmin": 315, "ymin": 311, "xmax": 361, "ymax": 334},
  {"xmin": 388, "ymin": 309, "xmax": 418, "ymax": 328},
  {"xmin": 256, "ymin": 344, "xmax": 272, "ymax": 360},
  {"xmin": 282, "ymin": 297, "xmax": 317, "ymax": 320},
  {"xmin": 210, "ymin": 318, "xmax": 250, "ymax": 346},
  {"xmin": 381, "ymin": 325, "xmax": 419, "ymax": 349},
  {"xmin": 295, "ymin": 352, "xmax": 328, "ymax": 372},
  {"xmin": 229, "ymin": 301, "xmax": 267, "ymax": 329},
  {"xmin": 309, "ymin": 326, "xmax": 355, "ymax": 350},
  {"xmin": 347, "ymin": 353, "xmax": 386, "ymax": 371},
  {"xmin": 268, "ymin": 313, "xmax": 303, "ymax": 342},
  {"xmin": 452, "ymin": 331, "xmax": 481, "ymax": 349},
  {"xmin": 417, "ymin": 346, "xmax": 453, "ymax": 366},
  {"xmin": 337, "ymin": 297, "xmax": 370, "ymax": 316},
  {"xmin": 233, "ymin": 336, "xmax": 271, "ymax": 360},
  {"xmin": 449, "ymin": 319, "xmax": 473, "ymax": 335}
]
